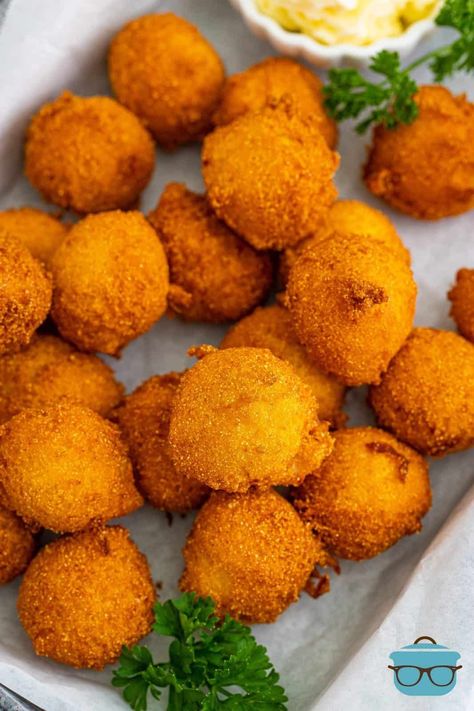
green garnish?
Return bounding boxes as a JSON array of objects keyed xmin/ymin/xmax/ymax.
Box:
[
  {"xmin": 324, "ymin": 0, "xmax": 474, "ymax": 133},
  {"xmin": 112, "ymin": 592, "xmax": 288, "ymax": 710}
]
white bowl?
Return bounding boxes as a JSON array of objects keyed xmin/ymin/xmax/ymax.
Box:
[{"xmin": 229, "ymin": 0, "xmax": 436, "ymax": 68}]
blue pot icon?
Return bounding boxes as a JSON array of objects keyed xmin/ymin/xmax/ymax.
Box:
[{"xmin": 389, "ymin": 636, "xmax": 462, "ymax": 696}]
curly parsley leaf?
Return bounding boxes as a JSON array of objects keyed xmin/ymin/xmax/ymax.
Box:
[
  {"xmin": 112, "ymin": 593, "xmax": 288, "ymax": 711},
  {"xmin": 324, "ymin": 0, "xmax": 474, "ymax": 133}
]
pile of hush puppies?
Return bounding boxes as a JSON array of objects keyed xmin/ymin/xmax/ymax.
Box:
[{"xmin": 0, "ymin": 11, "xmax": 473, "ymax": 673}]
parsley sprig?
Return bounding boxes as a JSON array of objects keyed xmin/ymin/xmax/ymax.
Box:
[
  {"xmin": 112, "ymin": 593, "xmax": 288, "ymax": 710},
  {"xmin": 324, "ymin": 0, "xmax": 474, "ymax": 133}
]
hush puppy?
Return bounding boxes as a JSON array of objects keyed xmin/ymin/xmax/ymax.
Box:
[
  {"xmin": 25, "ymin": 92, "xmax": 155, "ymax": 213},
  {"xmin": 364, "ymin": 85, "xmax": 474, "ymax": 219},
  {"xmin": 169, "ymin": 346, "xmax": 334, "ymax": 492},
  {"xmin": 0, "ymin": 236, "xmax": 52, "ymax": 356},
  {"xmin": 113, "ymin": 373, "xmax": 209, "ymax": 513},
  {"xmin": 221, "ymin": 305, "xmax": 345, "ymax": 426},
  {"xmin": 213, "ymin": 56, "xmax": 337, "ymax": 147},
  {"xmin": 17, "ymin": 526, "xmax": 155, "ymax": 669},
  {"xmin": 286, "ymin": 234, "xmax": 416, "ymax": 386},
  {"xmin": 0, "ymin": 506, "xmax": 36, "ymax": 584},
  {"xmin": 50, "ymin": 211, "xmax": 169, "ymax": 355},
  {"xmin": 109, "ymin": 13, "xmax": 225, "ymax": 149},
  {"xmin": 0, "ymin": 207, "xmax": 67, "ymax": 265},
  {"xmin": 279, "ymin": 198, "xmax": 410, "ymax": 286},
  {"xmin": 0, "ymin": 401, "xmax": 142, "ymax": 532},
  {"xmin": 180, "ymin": 489, "xmax": 333, "ymax": 623},
  {"xmin": 202, "ymin": 99, "xmax": 339, "ymax": 251},
  {"xmin": 448, "ymin": 268, "xmax": 474, "ymax": 343},
  {"xmin": 0, "ymin": 334, "xmax": 123, "ymax": 424},
  {"xmin": 292, "ymin": 428, "xmax": 431, "ymax": 560},
  {"xmin": 369, "ymin": 328, "xmax": 474, "ymax": 456},
  {"xmin": 148, "ymin": 183, "xmax": 273, "ymax": 322}
]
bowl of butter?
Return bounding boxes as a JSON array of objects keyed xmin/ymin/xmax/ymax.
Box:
[{"xmin": 229, "ymin": 0, "xmax": 439, "ymax": 67}]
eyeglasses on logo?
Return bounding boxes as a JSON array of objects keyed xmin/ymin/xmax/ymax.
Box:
[{"xmin": 388, "ymin": 636, "xmax": 462, "ymax": 696}]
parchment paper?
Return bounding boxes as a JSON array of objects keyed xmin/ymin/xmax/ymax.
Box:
[{"xmin": 0, "ymin": 1, "xmax": 473, "ymax": 709}]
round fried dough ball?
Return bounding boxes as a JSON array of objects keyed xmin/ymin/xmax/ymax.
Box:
[
  {"xmin": 0, "ymin": 236, "xmax": 52, "ymax": 356},
  {"xmin": 279, "ymin": 199, "xmax": 410, "ymax": 286},
  {"xmin": 50, "ymin": 211, "xmax": 169, "ymax": 355},
  {"xmin": 0, "ymin": 401, "xmax": 142, "ymax": 532},
  {"xmin": 202, "ymin": 99, "xmax": 339, "ymax": 251},
  {"xmin": 169, "ymin": 346, "xmax": 334, "ymax": 492},
  {"xmin": 180, "ymin": 489, "xmax": 332, "ymax": 623},
  {"xmin": 0, "ymin": 207, "xmax": 67, "ymax": 265},
  {"xmin": 448, "ymin": 268, "xmax": 474, "ymax": 343},
  {"xmin": 369, "ymin": 328, "xmax": 474, "ymax": 456},
  {"xmin": 109, "ymin": 14, "xmax": 225, "ymax": 149},
  {"xmin": 113, "ymin": 373, "xmax": 209, "ymax": 513},
  {"xmin": 292, "ymin": 427, "xmax": 431, "ymax": 560},
  {"xmin": 0, "ymin": 506, "xmax": 36, "ymax": 584},
  {"xmin": 213, "ymin": 56, "xmax": 337, "ymax": 147},
  {"xmin": 286, "ymin": 234, "xmax": 417, "ymax": 386},
  {"xmin": 364, "ymin": 86, "xmax": 474, "ymax": 219},
  {"xmin": 17, "ymin": 526, "xmax": 155, "ymax": 669},
  {"xmin": 25, "ymin": 92, "xmax": 155, "ymax": 213},
  {"xmin": 0, "ymin": 335, "xmax": 123, "ymax": 424},
  {"xmin": 222, "ymin": 305, "xmax": 345, "ymax": 426},
  {"xmin": 148, "ymin": 183, "xmax": 273, "ymax": 322}
]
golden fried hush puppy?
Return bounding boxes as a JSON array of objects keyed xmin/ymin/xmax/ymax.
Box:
[
  {"xmin": 279, "ymin": 198, "xmax": 410, "ymax": 286},
  {"xmin": 448, "ymin": 268, "xmax": 474, "ymax": 343},
  {"xmin": 0, "ymin": 335, "xmax": 123, "ymax": 424},
  {"xmin": 17, "ymin": 526, "xmax": 155, "ymax": 669},
  {"xmin": 109, "ymin": 14, "xmax": 225, "ymax": 149},
  {"xmin": 148, "ymin": 183, "xmax": 273, "ymax": 322},
  {"xmin": 25, "ymin": 92, "xmax": 155, "ymax": 213},
  {"xmin": 0, "ymin": 506, "xmax": 36, "ymax": 584},
  {"xmin": 292, "ymin": 428, "xmax": 431, "ymax": 560},
  {"xmin": 369, "ymin": 328, "xmax": 474, "ymax": 456},
  {"xmin": 221, "ymin": 305, "xmax": 345, "ymax": 426},
  {"xmin": 180, "ymin": 489, "xmax": 333, "ymax": 623},
  {"xmin": 213, "ymin": 56, "xmax": 337, "ymax": 148},
  {"xmin": 0, "ymin": 401, "xmax": 142, "ymax": 532},
  {"xmin": 169, "ymin": 346, "xmax": 333, "ymax": 492},
  {"xmin": 364, "ymin": 86, "xmax": 474, "ymax": 219},
  {"xmin": 202, "ymin": 99, "xmax": 339, "ymax": 251},
  {"xmin": 0, "ymin": 207, "xmax": 67, "ymax": 265},
  {"xmin": 286, "ymin": 234, "xmax": 416, "ymax": 386},
  {"xmin": 0, "ymin": 236, "xmax": 52, "ymax": 356},
  {"xmin": 50, "ymin": 211, "xmax": 169, "ymax": 355},
  {"xmin": 113, "ymin": 373, "xmax": 209, "ymax": 513}
]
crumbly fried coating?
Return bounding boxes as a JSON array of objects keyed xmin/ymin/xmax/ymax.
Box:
[
  {"xmin": 113, "ymin": 373, "xmax": 209, "ymax": 513},
  {"xmin": 0, "ymin": 207, "xmax": 67, "ymax": 265},
  {"xmin": 221, "ymin": 305, "xmax": 345, "ymax": 426},
  {"xmin": 202, "ymin": 99, "xmax": 339, "ymax": 251},
  {"xmin": 169, "ymin": 346, "xmax": 334, "ymax": 492},
  {"xmin": 448, "ymin": 268, "xmax": 474, "ymax": 343},
  {"xmin": 50, "ymin": 211, "xmax": 169, "ymax": 355},
  {"xmin": 0, "ymin": 236, "xmax": 52, "ymax": 356},
  {"xmin": 364, "ymin": 85, "xmax": 474, "ymax": 219},
  {"xmin": 17, "ymin": 526, "xmax": 155, "ymax": 669},
  {"xmin": 0, "ymin": 401, "xmax": 142, "ymax": 532},
  {"xmin": 180, "ymin": 489, "xmax": 332, "ymax": 623},
  {"xmin": 292, "ymin": 427, "xmax": 431, "ymax": 560},
  {"xmin": 109, "ymin": 13, "xmax": 225, "ymax": 149},
  {"xmin": 25, "ymin": 92, "xmax": 155, "ymax": 213},
  {"xmin": 148, "ymin": 183, "xmax": 273, "ymax": 322},
  {"xmin": 212, "ymin": 56, "xmax": 337, "ymax": 148},
  {"xmin": 279, "ymin": 198, "xmax": 410, "ymax": 286},
  {"xmin": 0, "ymin": 334, "xmax": 123, "ymax": 424},
  {"xmin": 286, "ymin": 233, "xmax": 416, "ymax": 386},
  {"xmin": 0, "ymin": 506, "xmax": 36, "ymax": 584},
  {"xmin": 369, "ymin": 328, "xmax": 474, "ymax": 456}
]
